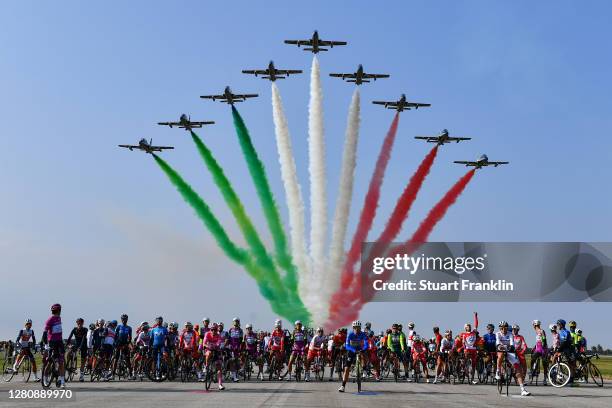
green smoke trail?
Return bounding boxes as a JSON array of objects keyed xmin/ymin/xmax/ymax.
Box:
[
  {"xmin": 153, "ymin": 153, "xmax": 311, "ymax": 322},
  {"xmin": 152, "ymin": 154, "xmax": 249, "ymax": 267},
  {"xmin": 190, "ymin": 131, "xmax": 283, "ymax": 294},
  {"xmin": 231, "ymin": 106, "xmax": 297, "ymax": 291}
]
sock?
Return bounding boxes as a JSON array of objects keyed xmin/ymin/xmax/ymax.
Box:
[{"xmin": 342, "ymin": 381, "xmax": 346, "ymax": 387}]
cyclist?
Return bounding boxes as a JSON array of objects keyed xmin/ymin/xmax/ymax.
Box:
[
  {"xmin": 132, "ymin": 322, "xmax": 151, "ymax": 380},
  {"xmin": 575, "ymin": 329, "xmax": 586, "ymax": 354},
  {"xmin": 555, "ymin": 319, "xmax": 576, "ymax": 383},
  {"xmin": 43, "ymin": 303, "xmax": 66, "ymax": 388},
  {"xmin": 227, "ymin": 317, "xmax": 244, "ymax": 382},
  {"xmin": 150, "ymin": 316, "xmax": 168, "ymax": 380},
  {"xmin": 401, "ymin": 323, "xmax": 412, "ymax": 380},
  {"xmin": 531, "ymin": 320, "xmax": 548, "ymax": 385},
  {"xmin": 179, "ymin": 322, "xmax": 201, "ymax": 380},
  {"xmin": 99, "ymin": 320, "xmax": 117, "ymax": 380},
  {"xmin": 244, "ymin": 324, "xmax": 261, "ymax": 379},
  {"xmin": 113, "ymin": 314, "xmax": 132, "ymax": 380},
  {"xmin": 328, "ymin": 328, "xmax": 347, "ymax": 381},
  {"xmin": 495, "ymin": 321, "xmax": 531, "ymax": 396},
  {"xmin": 338, "ymin": 320, "xmax": 368, "ymax": 393},
  {"xmin": 434, "ymin": 330, "xmax": 453, "ymax": 383},
  {"xmin": 364, "ymin": 322, "xmax": 374, "ymax": 337},
  {"xmin": 203, "ymin": 322, "xmax": 225, "ymax": 390},
  {"xmin": 386, "ymin": 323, "xmax": 406, "ymax": 379},
  {"xmin": 285, "ymin": 320, "xmax": 307, "ymax": 381},
  {"xmin": 268, "ymin": 319, "xmax": 285, "ymax": 380},
  {"xmin": 13, "ymin": 319, "xmax": 39, "ymax": 382},
  {"xmin": 305, "ymin": 327, "xmax": 327, "ymax": 382},
  {"xmin": 460, "ymin": 312, "xmax": 479, "ymax": 385},
  {"xmin": 66, "ymin": 318, "xmax": 88, "ymax": 381},
  {"xmin": 512, "ymin": 324, "xmax": 528, "ymax": 379},
  {"xmin": 366, "ymin": 330, "xmax": 381, "ymax": 381},
  {"xmin": 412, "ymin": 334, "xmax": 430, "ymax": 382}
]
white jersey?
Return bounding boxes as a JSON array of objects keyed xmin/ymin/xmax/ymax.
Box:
[
  {"xmin": 440, "ymin": 337, "xmax": 452, "ymax": 352},
  {"xmin": 309, "ymin": 335, "xmax": 326, "ymax": 350},
  {"xmin": 407, "ymin": 330, "xmax": 416, "ymax": 347},
  {"xmin": 86, "ymin": 329, "xmax": 94, "ymax": 348},
  {"xmin": 17, "ymin": 329, "xmax": 35, "ymax": 348},
  {"xmin": 495, "ymin": 331, "xmax": 515, "ymax": 350}
]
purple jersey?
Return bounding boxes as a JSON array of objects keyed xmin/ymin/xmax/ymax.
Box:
[
  {"xmin": 45, "ymin": 315, "xmax": 63, "ymax": 342},
  {"xmin": 244, "ymin": 332, "xmax": 258, "ymax": 351},
  {"xmin": 292, "ymin": 329, "xmax": 307, "ymax": 351},
  {"xmin": 228, "ymin": 327, "xmax": 243, "ymax": 350}
]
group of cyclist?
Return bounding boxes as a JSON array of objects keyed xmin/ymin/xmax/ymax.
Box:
[{"xmin": 7, "ymin": 304, "xmax": 590, "ymax": 396}]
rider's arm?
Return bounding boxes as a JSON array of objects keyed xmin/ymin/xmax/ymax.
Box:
[
  {"xmin": 15, "ymin": 329, "xmax": 22, "ymax": 344},
  {"xmin": 345, "ymin": 333, "xmax": 355, "ymax": 353},
  {"xmin": 400, "ymin": 333, "xmax": 406, "ymax": 352},
  {"xmin": 361, "ymin": 334, "xmax": 369, "ymax": 352},
  {"xmin": 31, "ymin": 330, "xmax": 36, "ymax": 347}
]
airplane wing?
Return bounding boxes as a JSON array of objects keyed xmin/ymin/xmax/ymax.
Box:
[
  {"xmin": 242, "ymin": 70, "xmax": 268, "ymax": 75},
  {"xmin": 277, "ymin": 69, "xmax": 302, "ymax": 75},
  {"xmin": 405, "ymin": 102, "xmax": 431, "ymax": 108},
  {"xmin": 446, "ymin": 137, "xmax": 472, "ymax": 142},
  {"xmin": 363, "ymin": 73, "xmax": 390, "ymax": 79},
  {"xmin": 284, "ymin": 40, "xmax": 312, "ymax": 46},
  {"xmin": 454, "ymin": 161, "xmax": 477, "ymax": 166},
  {"xmin": 235, "ymin": 94, "xmax": 258, "ymax": 99},
  {"xmin": 118, "ymin": 144, "xmax": 139, "ymax": 149},
  {"xmin": 157, "ymin": 122, "xmax": 179, "ymax": 127},
  {"xmin": 488, "ymin": 161, "xmax": 509, "ymax": 166},
  {"xmin": 372, "ymin": 101, "xmax": 396, "ymax": 107},
  {"xmin": 189, "ymin": 121, "xmax": 215, "ymax": 126},
  {"xmin": 200, "ymin": 94, "xmax": 224, "ymax": 100},
  {"xmin": 329, "ymin": 73, "xmax": 355, "ymax": 79},
  {"xmin": 319, "ymin": 40, "xmax": 347, "ymax": 46},
  {"xmin": 414, "ymin": 136, "xmax": 438, "ymax": 143},
  {"xmin": 151, "ymin": 146, "xmax": 174, "ymax": 151}
]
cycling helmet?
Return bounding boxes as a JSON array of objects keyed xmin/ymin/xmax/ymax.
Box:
[
  {"xmin": 89, "ymin": 323, "xmax": 96, "ymax": 330},
  {"xmin": 295, "ymin": 320, "xmax": 302, "ymax": 326},
  {"xmin": 76, "ymin": 318, "xmax": 84, "ymax": 324},
  {"xmin": 51, "ymin": 303, "xmax": 61, "ymax": 313},
  {"xmin": 203, "ymin": 317, "xmax": 210, "ymax": 323},
  {"xmin": 577, "ymin": 329, "xmax": 582, "ymax": 335},
  {"xmin": 408, "ymin": 322, "xmax": 415, "ymax": 328},
  {"xmin": 121, "ymin": 314, "xmax": 128, "ymax": 321},
  {"xmin": 110, "ymin": 320, "xmax": 118, "ymax": 326},
  {"xmin": 97, "ymin": 318, "xmax": 105, "ymax": 326},
  {"xmin": 464, "ymin": 323, "xmax": 472, "ymax": 329},
  {"xmin": 498, "ymin": 321, "xmax": 508, "ymax": 328},
  {"xmin": 549, "ymin": 324, "xmax": 557, "ymax": 331},
  {"xmin": 219, "ymin": 322, "xmax": 224, "ymax": 328},
  {"xmin": 245, "ymin": 323, "xmax": 253, "ymax": 329},
  {"xmin": 274, "ymin": 319, "xmax": 282, "ymax": 328},
  {"xmin": 486, "ymin": 323, "xmax": 495, "ymax": 330},
  {"xmin": 512, "ymin": 324, "xmax": 520, "ymax": 331},
  {"xmin": 532, "ymin": 319, "xmax": 541, "ymax": 326},
  {"xmin": 25, "ymin": 318, "xmax": 32, "ymax": 325},
  {"xmin": 185, "ymin": 321, "xmax": 193, "ymax": 328},
  {"xmin": 211, "ymin": 322, "xmax": 219, "ymax": 330},
  {"xmin": 556, "ymin": 319, "xmax": 566, "ymax": 327},
  {"xmin": 352, "ymin": 320, "xmax": 362, "ymax": 328},
  {"xmin": 156, "ymin": 316, "xmax": 163, "ymax": 323},
  {"xmin": 398, "ymin": 324, "xmax": 403, "ymax": 330},
  {"xmin": 316, "ymin": 327, "xmax": 323, "ymax": 333},
  {"xmin": 413, "ymin": 334, "xmax": 421, "ymax": 342},
  {"xmin": 444, "ymin": 330, "xmax": 451, "ymax": 335},
  {"xmin": 170, "ymin": 322, "xmax": 178, "ymax": 329},
  {"xmin": 142, "ymin": 322, "xmax": 150, "ymax": 330},
  {"xmin": 569, "ymin": 320, "xmax": 577, "ymax": 328}
]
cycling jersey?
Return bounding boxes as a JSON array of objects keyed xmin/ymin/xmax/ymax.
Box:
[
  {"xmin": 268, "ymin": 329, "xmax": 284, "ymax": 352},
  {"xmin": 67, "ymin": 327, "xmax": 88, "ymax": 348},
  {"xmin": 513, "ymin": 334, "xmax": 527, "ymax": 354},
  {"xmin": 495, "ymin": 331, "xmax": 515, "ymax": 350},
  {"xmin": 461, "ymin": 330, "xmax": 478, "ymax": 350},
  {"xmin": 115, "ymin": 324, "xmax": 132, "ymax": 344},
  {"xmin": 203, "ymin": 331, "xmax": 223, "ymax": 351},
  {"xmin": 228, "ymin": 327, "xmax": 243, "ymax": 350},
  {"xmin": 135, "ymin": 330, "xmax": 151, "ymax": 347},
  {"xmin": 16, "ymin": 329, "xmax": 36, "ymax": 348},
  {"xmin": 244, "ymin": 332, "xmax": 258, "ymax": 352},
  {"xmin": 150, "ymin": 326, "xmax": 168, "ymax": 348},
  {"xmin": 483, "ymin": 332, "xmax": 497, "ymax": 352},
  {"xmin": 386, "ymin": 332, "xmax": 406, "ymax": 353},
  {"xmin": 406, "ymin": 330, "xmax": 415, "ymax": 348},
  {"xmin": 558, "ymin": 328, "xmax": 573, "ymax": 351},
  {"xmin": 179, "ymin": 329, "xmax": 198, "ymax": 351},
  {"xmin": 44, "ymin": 315, "xmax": 63, "ymax": 342},
  {"xmin": 309, "ymin": 335, "xmax": 326, "ymax": 350},
  {"xmin": 292, "ymin": 329, "xmax": 307, "ymax": 351},
  {"xmin": 440, "ymin": 337, "xmax": 452, "ymax": 353},
  {"xmin": 345, "ymin": 331, "xmax": 368, "ymax": 353}
]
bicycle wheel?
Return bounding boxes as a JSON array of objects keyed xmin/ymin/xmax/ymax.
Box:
[
  {"xmin": 356, "ymin": 357, "xmax": 362, "ymax": 393},
  {"xmin": 2, "ymin": 358, "xmax": 16, "ymax": 382},
  {"xmin": 20, "ymin": 358, "xmax": 31, "ymax": 382},
  {"xmin": 476, "ymin": 357, "xmax": 486, "ymax": 384},
  {"xmin": 529, "ymin": 356, "xmax": 540, "ymax": 385},
  {"xmin": 205, "ymin": 363, "xmax": 214, "ymax": 390},
  {"xmin": 504, "ymin": 362, "xmax": 512, "ymax": 396},
  {"xmin": 41, "ymin": 360, "xmax": 55, "ymax": 389},
  {"xmin": 65, "ymin": 352, "xmax": 75, "ymax": 382},
  {"xmin": 588, "ymin": 363, "xmax": 603, "ymax": 387},
  {"xmin": 548, "ymin": 362, "xmax": 571, "ymax": 388}
]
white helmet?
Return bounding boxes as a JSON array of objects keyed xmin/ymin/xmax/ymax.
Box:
[
  {"xmin": 202, "ymin": 317, "xmax": 210, "ymax": 323},
  {"xmin": 233, "ymin": 317, "xmax": 240, "ymax": 323},
  {"xmin": 246, "ymin": 323, "xmax": 252, "ymax": 329},
  {"xmin": 294, "ymin": 320, "xmax": 302, "ymax": 326},
  {"xmin": 274, "ymin": 319, "xmax": 282, "ymax": 328},
  {"xmin": 549, "ymin": 324, "xmax": 557, "ymax": 331},
  {"xmin": 352, "ymin": 320, "xmax": 362, "ymax": 328},
  {"xmin": 408, "ymin": 322, "xmax": 415, "ymax": 329},
  {"xmin": 25, "ymin": 318, "xmax": 32, "ymax": 325},
  {"xmin": 532, "ymin": 319, "xmax": 541, "ymax": 326},
  {"xmin": 413, "ymin": 334, "xmax": 421, "ymax": 342}
]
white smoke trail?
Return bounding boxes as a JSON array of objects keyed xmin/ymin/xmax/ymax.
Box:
[
  {"xmin": 270, "ymin": 83, "xmax": 311, "ymax": 306},
  {"xmin": 327, "ymin": 88, "xmax": 361, "ymax": 305},
  {"xmin": 307, "ymin": 56, "xmax": 328, "ymax": 323}
]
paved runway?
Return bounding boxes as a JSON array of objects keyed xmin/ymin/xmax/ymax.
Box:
[{"xmin": 0, "ymin": 379, "xmax": 609, "ymax": 408}]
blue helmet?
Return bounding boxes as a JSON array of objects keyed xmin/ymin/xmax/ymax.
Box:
[{"xmin": 556, "ymin": 319, "xmax": 566, "ymax": 327}]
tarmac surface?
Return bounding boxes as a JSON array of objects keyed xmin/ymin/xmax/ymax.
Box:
[{"xmin": 0, "ymin": 378, "xmax": 609, "ymax": 408}]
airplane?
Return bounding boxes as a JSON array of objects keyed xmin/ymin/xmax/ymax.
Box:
[
  {"xmin": 284, "ymin": 30, "xmax": 347, "ymax": 54},
  {"xmin": 118, "ymin": 138, "xmax": 174, "ymax": 154},
  {"xmin": 372, "ymin": 93, "xmax": 431, "ymax": 112},
  {"xmin": 454, "ymin": 154, "xmax": 509, "ymax": 169},
  {"xmin": 157, "ymin": 114, "xmax": 215, "ymax": 131},
  {"xmin": 242, "ymin": 61, "xmax": 302, "ymax": 81},
  {"xmin": 329, "ymin": 64, "xmax": 389, "ymax": 85},
  {"xmin": 200, "ymin": 86, "xmax": 258, "ymax": 105},
  {"xmin": 415, "ymin": 129, "xmax": 471, "ymax": 145}
]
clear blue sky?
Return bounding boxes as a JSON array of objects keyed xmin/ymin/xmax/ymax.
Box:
[{"xmin": 1, "ymin": 1, "xmax": 611, "ymax": 346}]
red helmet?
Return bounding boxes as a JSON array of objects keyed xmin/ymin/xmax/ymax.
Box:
[{"xmin": 51, "ymin": 303, "xmax": 62, "ymax": 312}]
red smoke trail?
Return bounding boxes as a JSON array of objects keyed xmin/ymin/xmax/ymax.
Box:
[
  {"xmin": 326, "ymin": 169, "xmax": 476, "ymax": 329},
  {"xmin": 328, "ymin": 114, "xmax": 399, "ymax": 317},
  {"xmin": 328, "ymin": 144, "xmax": 438, "ymax": 321}
]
